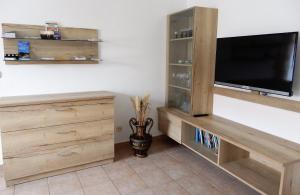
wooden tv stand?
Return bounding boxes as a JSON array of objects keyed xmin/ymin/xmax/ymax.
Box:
[{"xmin": 158, "ymin": 107, "xmax": 300, "ymax": 195}]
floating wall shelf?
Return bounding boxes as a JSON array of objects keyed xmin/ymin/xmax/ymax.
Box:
[{"xmin": 2, "ymin": 23, "xmax": 101, "ymax": 65}]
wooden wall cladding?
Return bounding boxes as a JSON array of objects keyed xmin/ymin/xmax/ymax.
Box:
[
  {"xmin": 214, "ymin": 86, "xmax": 300, "ymax": 113},
  {"xmin": 2, "ymin": 23, "xmax": 100, "ymax": 64}
]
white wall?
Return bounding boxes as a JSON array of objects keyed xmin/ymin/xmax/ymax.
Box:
[
  {"xmin": 0, "ymin": 0, "xmax": 187, "ymax": 164},
  {"xmin": 187, "ymin": 0, "xmax": 300, "ymax": 143}
]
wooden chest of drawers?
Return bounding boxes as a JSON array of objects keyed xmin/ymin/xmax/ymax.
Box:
[{"xmin": 0, "ymin": 91, "xmax": 115, "ymax": 186}]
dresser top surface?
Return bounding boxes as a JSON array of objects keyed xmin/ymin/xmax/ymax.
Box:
[{"xmin": 0, "ymin": 91, "xmax": 115, "ymax": 107}]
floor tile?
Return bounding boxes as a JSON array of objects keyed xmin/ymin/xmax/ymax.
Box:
[
  {"xmin": 153, "ymin": 181, "xmax": 189, "ymax": 195},
  {"xmin": 103, "ymin": 161, "xmax": 135, "ymax": 180},
  {"xmin": 77, "ymin": 166, "xmax": 109, "ymax": 187},
  {"xmin": 83, "ymin": 180, "xmax": 120, "ymax": 195},
  {"xmin": 48, "ymin": 172, "xmax": 82, "ymax": 195},
  {"xmin": 177, "ymin": 174, "xmax": 224, "ymax": 195},
  {"xmin": 162, "ymin": 162, "xmax": 194, "ymax": 180},
  {"xmin": 132, "ymin": 188, "xmax": 154, "ymax": 195},
  {"xmin": 112, "ymin": 173, "xmax": 146, "ymax": 195},
  {"xmin": 0, "ymin": 188, "xmax": 14, "ymax": 195},
  {"xmin": 14, "ymin": 179, "xmax": 49, "ymax": 195},
  {"xmin": 61, "ymin": 189, "xmax": 84, "ymax": 195},
  {"xmin": 0, "ymin": 177, "xmax": 7, "ymax": 191},
  {"xmin": 137, "ymin": 168, "xmax": 172, "ymax": 187},
  {"xmin": 149, "ymin": 153, "xmax": 179, "ymax": 168},
  {"xmin": 228, "ymin": 180, "xmax": 260, "ymax": 195},
  {"xmin": 126, "ymin": 157, "xmax": 157, "ymax": 174}
]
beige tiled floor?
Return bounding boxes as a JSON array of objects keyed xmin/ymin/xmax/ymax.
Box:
[{"xmin": 0, "ymin": 136, "xmax": 260, "ymax": 195}]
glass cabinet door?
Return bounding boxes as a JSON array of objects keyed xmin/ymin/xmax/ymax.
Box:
[
  {"xmin": 168, "ymin": 86, "xmax": 191, "ymax": 113},
  {"xmin": 169, "ymin": 65, "xmax": 192, "ymax": 89}
]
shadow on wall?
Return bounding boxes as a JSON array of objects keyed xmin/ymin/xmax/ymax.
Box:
[
  {"xmin": 293, "ymin": 38, "xmax": 300, "ymax": 96},
  {"xmin": 113, "ymin": 92, "xmax": 162, "ymax": 143}
]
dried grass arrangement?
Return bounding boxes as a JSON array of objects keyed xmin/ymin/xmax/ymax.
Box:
[
  {"xmin": 129, "ymin": 94, "xmax": 153, "ymax": 157},
  {"xmin": 130, "ymin": 94, "xmax": 151, "ymax": 126}
]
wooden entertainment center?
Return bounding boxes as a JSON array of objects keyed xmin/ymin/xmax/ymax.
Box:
[
  {"xmin": 159, "ymin": 6, "xmax": 300, "ymax": 195},
  {"xmin": 158, "ymin": 107, "xmax": 300, "ymax": 195}
]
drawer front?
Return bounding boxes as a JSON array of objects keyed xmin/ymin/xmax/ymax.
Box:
[
  {"xmin": 158, "ymin": 110, "xmax": 182, "ymax": 143},
  {"xmin": 4, "ymin": 140, "xmax": 114, "ymax": 180},
  {"xmin": 0, "ymin": 99, "xmax": 113, "ymax": 132},
  {"xmin": 2, "ymin": 119, "xmax": 114, "ymax": 157}
]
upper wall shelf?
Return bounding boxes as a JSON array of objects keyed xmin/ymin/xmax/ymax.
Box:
[
  {"xmin": 2, "ymin": 37, "xmax": 103, "ymax": 42},
  {"xmin": 2, "ymin": 23, "xmax": 101, "ymax": 65}
]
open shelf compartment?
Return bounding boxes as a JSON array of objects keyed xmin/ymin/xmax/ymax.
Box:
[
  {"xmin": 218, "ymin": 139, "xmax": 282, "ymax": 195},
  {"xmin": 182, "ymin": 122, "xmax": 219, "ymax": 164}
]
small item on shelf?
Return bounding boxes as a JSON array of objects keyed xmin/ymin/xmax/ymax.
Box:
[
  {"xmin": 90, "ymin": 57, "xmax": 100, "ymax": 61},
  {"xmin": 74, "ymin": 56, "xmax": 87, "ymax": 61},
  {"xmin": 87, "ymin": 38, "xmax": 99, "ymax": 42},
  {"xmin": 18, "ymin": 41, "xmax": 31, "ymax": 60},
  {"xmin": 195, "ymin": 128, "xmax": 219, "ymax": 154},
  {"xmin": 185, "ymin": 60, "xmax": 190, "ymax": 64},
  {"xmin": 178, "ymin": 60, "xmax": 184, "ymax": 64},
  {"xmin": 174, "ymin": 31, "xmax": 179, "ymax": 39},
  {"xmin": 40, "ymin": 57, "xmax": 55, "ymax": 61},
  {"xmin": 179, "ymin": 28, "xmax": 193, "ymax": 38},
  {"xmin": 45, "ymin": 22, "xmax": 61, "ymax": 40},
  {"xmin": 40, "ymin": 30, "xmax": 54, "ymax": 40},
  {"xmin": 2, "ymin": 31, "xmax": 16, "ymax": 38},
  {"xmin": 4, "ymin": 54, "xmax": 19, "ymax": 61}
]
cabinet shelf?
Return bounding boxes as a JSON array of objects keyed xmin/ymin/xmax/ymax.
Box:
[
  {"xmin": 183, "ymin": 140, "xmax": 218, "ymax": 164},
  {"xmin": 169, "ymin": 63, "xmax": 192, "ymax": 67},
  {"xmin": 2, "ymin": 37, "xmax": 102, "ymax": 42},
  {"xmin": 168, "ymin": 84, "xmax": 191, "ymax": 91},
  {"xmin": 170, "ymin": 37, "xmax": 193, "ymax": 42},
  {"xmin": 220, "ymin": 158, "xmax": 281, "ymax": 195}
]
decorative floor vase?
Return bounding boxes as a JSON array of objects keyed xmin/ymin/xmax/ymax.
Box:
[{"xmin": 129, "ymin": 118, "xmax": 153, "ymax": 157}]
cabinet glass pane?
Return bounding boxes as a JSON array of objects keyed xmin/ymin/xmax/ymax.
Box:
[
  {"xmin": 168, "ymin": 86, "xmax": 191, "ymax": 113},
  {"xmin": 170, "ymin": 9, "xmax": 194, "ymax": 39},
  {"xmin": 169, "ymin": 40, "xmax": 193, "ymax": 64},
  {"xmin": 169, "ymin": 65, "xmax": 192, "ymax": 89}
]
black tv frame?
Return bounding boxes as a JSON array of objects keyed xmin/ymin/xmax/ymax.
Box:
[{"xmin": 215, "ymin": 32, "xmax": 298, "ymax": 97}]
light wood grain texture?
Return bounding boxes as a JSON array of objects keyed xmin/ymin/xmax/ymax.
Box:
[
  {"xmin": 191, "ymin": 7, "xmax": 218, "ymax": 115},
  {"xmin": 220, "ymin": 158, "xmax": 281, "ymax": 195},
  {"xmin": 280, "ymin": 162, "xmax": 300, "ymax": 195},
  {"xmin": 218, "ymin": 139, "xmax": 249, "ymax": 164},
  {"xmin": 4, "ymin": 140, "xmax": 114, "ymax": 181},
  {"xmin": 0, "ymin": 99, "xmax": 113, "ymax": 132},
  {"xmin": 157, "ymin": 107, "xmax": 300, "ymax": 195},
  {"xmin": 158, "ymin": 107, "xmax": 300, "ymax": 165},
  {"xmin": 166, "ymin": 7, "xmax": 218, "ymax": 115},
  {"xmin": 5, "ymin": 159, "xmax": 113, "ymax": 186},
  {"xmin": 2, "ymin": 23, "xmax": 99, "ymax": 64},
  {"xmin": 214, "ymin": 86, "xmax": 300, "ymax": 113},
  {"xmin": 2, "ymin": 119, "xmax": 113, "ymax": 157},
  {"xmin": 158, "ymin": 109, "xmax": 182, "ymax": 143},
  {"xmin": 0, "ymin": 91, "xmax": 114, "ymax": 107},
  {"xmin": 0, "ymin": 91, "xmax": 115, "ymax": 186}
]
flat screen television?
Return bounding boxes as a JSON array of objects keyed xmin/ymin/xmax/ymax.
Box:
[{"xmin": 215, "ymin": 32, "xmax": 298, "ymax": 96}]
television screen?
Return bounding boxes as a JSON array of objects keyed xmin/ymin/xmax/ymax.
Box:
[{"xmin": 215, "ymin": 32, "xmax": 298, "ymax": 96}]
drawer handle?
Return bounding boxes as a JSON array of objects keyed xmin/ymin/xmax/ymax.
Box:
[
  {"xmin": 58, "ymin": 151, "xmax": 77, "ymax": 157},
  {"xmin": 56, "ymin": 130, "xmax": 76, "ymax": 135}
]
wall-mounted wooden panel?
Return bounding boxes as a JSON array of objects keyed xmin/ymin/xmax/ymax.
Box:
[
  {"xmin": 2, "ymin": 23, "xmax": 100, "ymax": 64},
  {"xmin": 214, "ymin": 86, "xmax": 300, "ymax": 113}
]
